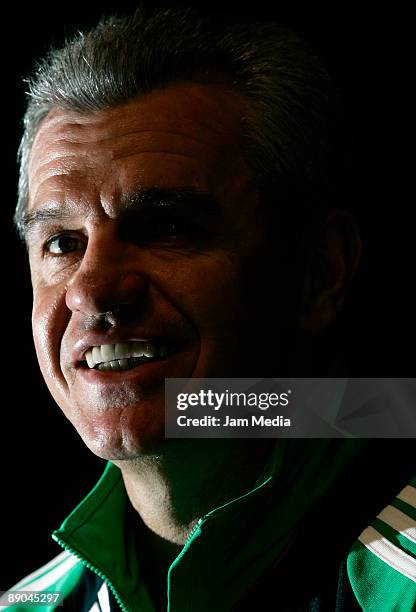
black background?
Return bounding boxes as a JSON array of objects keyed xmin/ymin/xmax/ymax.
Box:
[{"xmin": 2, "ymin": 1, "xmax": 413, "ymax": 590}]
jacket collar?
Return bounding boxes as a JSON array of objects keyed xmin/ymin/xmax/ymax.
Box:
[{"xmin": 52, "ymin": 440, "xmax": 365, "ymax": 611}]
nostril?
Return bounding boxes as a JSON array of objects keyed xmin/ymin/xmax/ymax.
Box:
[{"xmin": 103, "ymin": 310, "xmax": 120, "ymax": 326}]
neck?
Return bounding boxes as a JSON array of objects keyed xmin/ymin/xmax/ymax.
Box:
[
  {"xmin": 115, "ymin": 438, "xmax": 275, "ymax": 545},
  {"xmin": 114, "ymin": 439, "xmax": 274, "ymax": 610}
]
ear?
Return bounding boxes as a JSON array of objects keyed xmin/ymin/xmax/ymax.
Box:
[{"xmin": 300, "ymin": 211, "xmax": 362, "ymax": 332}]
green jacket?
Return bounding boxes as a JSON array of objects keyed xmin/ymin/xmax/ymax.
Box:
[{"xmin": 3, "ymin": 443, "xmax": 416, "ymax": 611}]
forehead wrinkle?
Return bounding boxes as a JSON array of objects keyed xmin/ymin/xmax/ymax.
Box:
[
  {"xmin": 55, "ymin": 127, "xmax": 219, "ymax": 148},
  {"xmin": 35, "ymin": 127, "xmax": 222, "ymax": 165},
  {"xmin": 29, "ymin": 161, "xmax": 100, "ymax": 213},
  {"xmin": 30, "ymin": 145, "xmax": 79, "ymax": 167},
  {"xmin": 110, "ymin": 150, "xmax": 213, "ymax": 164},
  {"xmin": 35, "ymin": 83, "xmax": 245, "ymax": 150},
  {"xmin": 31, "ymin": 125, "xmax": 222, "ymax": 185},
  {"xmin": 28, "ymin": 84, "xmax": 252, "ymax": 229},
  {"xmin": 30, "ymin": 156, "xmax": 87, "ymax": 188},
  {"xmin": 29, "ymin": 139, "xmax": 100, "ymax": 189}
]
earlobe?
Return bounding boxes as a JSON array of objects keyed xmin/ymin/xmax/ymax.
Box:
[{"xmin": 299, "ymin": 210, "xmax": 362, "ymax": 333}]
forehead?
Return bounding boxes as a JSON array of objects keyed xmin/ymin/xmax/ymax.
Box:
[{"xmin": 27, "ymin": 83, "xmax": 251, "ymax": 215}]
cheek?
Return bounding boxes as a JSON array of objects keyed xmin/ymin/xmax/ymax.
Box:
[
  {"xmin": 31, "ymin": 285, "xmax": 70, "ymax": 391},
  {"xmin": 166, "ymin": 253, "xmax": 243, "ymax": 328}
]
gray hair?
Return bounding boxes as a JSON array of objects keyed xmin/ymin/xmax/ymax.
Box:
[{"xmin": 16, "ymin": 6, "xmax": 346, "ymax": 239}]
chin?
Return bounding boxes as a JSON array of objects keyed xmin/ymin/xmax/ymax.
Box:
[
  {"xmin": 80, "ymin": 426, "xmax": 167, "ymax": 461},
  {"xmin": 69, "ymin": 401, "xmax": 167, "ymax": 461}
]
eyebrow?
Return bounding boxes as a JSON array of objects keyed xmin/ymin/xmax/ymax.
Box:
[
  {"xmin": 121, "ymin": 187, "xmax": 221, "ymax": 219},
  {"xmin": 21, "ymin": 208, "xmax": 74, "ymax": 240},
  {"xmin": 21, "ymin": 187, "xmax": 222, "ymax": 242}
]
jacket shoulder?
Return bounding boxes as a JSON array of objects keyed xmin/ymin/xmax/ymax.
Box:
[{"xmin": 1, "ymin": 550, "xmax": 86, "ymax": 611}]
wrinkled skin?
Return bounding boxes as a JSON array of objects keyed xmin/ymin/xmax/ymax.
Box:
[{"xmin": 26, "ymin": 83, "xmax": 302, "ymax": 460}]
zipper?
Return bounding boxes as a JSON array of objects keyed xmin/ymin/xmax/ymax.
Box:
[
  {"xmin": 166, "ymin": 518, "xmax": 204, "ymax": 612},
  {"xmin": 184, "ymin": 518, "xmax": 204, "ymax": 545},
  {"xmin": 52, "ymin": 534, "xmax": 130, "ymax": 612},
  {"xmin": 54, "ymin": 517, "xmax": 205, "ymax": 612}
]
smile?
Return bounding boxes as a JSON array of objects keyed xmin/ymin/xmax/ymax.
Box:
[{"xmin": 84, "ymin": 340, "xmax": 172, "ymax": 372}]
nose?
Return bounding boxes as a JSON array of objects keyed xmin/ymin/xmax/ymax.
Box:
[{"xmin": 65, "ymin": 227, "xmax": 148, "ymax": 316}]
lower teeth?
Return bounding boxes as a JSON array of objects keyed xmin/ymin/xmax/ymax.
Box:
[{"xmin": 96, "ymin": 356, "xmax": 156, "ymax": 372}]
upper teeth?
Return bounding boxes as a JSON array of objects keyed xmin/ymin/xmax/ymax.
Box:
[{"xmin": 84, "ymin": 341, "xmax": 167, "ymax": 369}]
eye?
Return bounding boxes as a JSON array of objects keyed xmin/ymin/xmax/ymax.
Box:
[
  {"xmin": 151, "ymin": 218, "xmax": 184, "ymax": 238},
  {"xmin": 45, "ymin": 234, "xmax": 85, "ymax": 255},
  {"xmin": 124, "ymin": 211, "xmax": 197, "ymax": 245}
]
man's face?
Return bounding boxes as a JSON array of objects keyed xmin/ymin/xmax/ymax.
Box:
[{"xmin": 26, "ymin": 83, "xmax": 297, "ymax": 459}]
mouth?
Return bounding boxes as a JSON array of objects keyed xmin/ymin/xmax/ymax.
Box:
[{"xmin": 82, "ymin": 340, "xmax": 176, "ymax": 372}]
